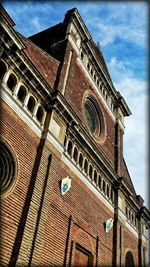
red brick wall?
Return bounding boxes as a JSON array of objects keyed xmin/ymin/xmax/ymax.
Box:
[
  {"xmin": 39, "ymin": 158, "xmax": 114, "ymax": 266},
  {"xmin": 1, "ymin": 99, "xmax": 139, "ymax": 266},
  {"xmin": 123, "ymin": 226, "xmax": 138, "ymax": 266},
  {"xmin": 63, "ymin": 45, "xmax": 116, "ymax": 168},
  {"xmin": 1, "ymin": 100, "xmax": 39, "ymax": 266}
]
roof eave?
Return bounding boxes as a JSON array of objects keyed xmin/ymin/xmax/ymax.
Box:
[{"xmin": 116, "ymin": 92, "xmax": 132, "ymax": 117}]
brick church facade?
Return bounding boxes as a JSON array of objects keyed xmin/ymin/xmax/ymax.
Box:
[{"xmin": 0, "ymin": 5, "xmax": 149, "ymax": 267}]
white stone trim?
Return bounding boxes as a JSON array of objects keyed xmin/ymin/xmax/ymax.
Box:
[
  {"xmin": 142, "ymin": 234, "xmax": 148, "ymax": 242},
  {"xmin": 1, "ymin": 22, "xmax": 25, "ymax": 50},
  {"xmin": 1, "ymin": 84, "xmax": 42, "ymax": 137},
  {"xmin": 68, "ymin": 35, "xmax": 80, "ymax": 56},
  {"xmin": 125, "ymin": 221, "xmax": 138, "ymax": 238},
  {"xmin": 118, "ymin": 209, "xmax": 138, "ymax": 238},
  {"xmin": 62, "ymin": 152, "xmax": 114, "ymax": 213},
  {"xmin": 47, "ymin": 131, "xmax": 64, "ymax": 154}
]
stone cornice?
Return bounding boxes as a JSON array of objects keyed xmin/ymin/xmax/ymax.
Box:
[
  {"xmin": 0, "ymin": 6, "xmax": 26, "ymax": 50},
  {"xmin": 115, "ymin": 91, "xmax": 132, "ymax": 117},
  {"xmin": 114, "ymin": 177, "xmax": 150, "ymax": 225},
  {"xmin": 136, "ymin": 206, "xmax": 150, "ymax": 228},
  {"xmin": 0, "ymin": 4, "xmax": 15, "ymax": 27},
  {"xmin": 0, "ymin": 27, "xmax": 53, "ymax": 103},
  {"xmin": 64, "ymin": 8, "xmax": 91, "ymax": 41}
]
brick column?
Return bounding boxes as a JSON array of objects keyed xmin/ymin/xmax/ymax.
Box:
[{"xmin": 112, "ymin": 178, "xmax": 123, "ymax": 267}]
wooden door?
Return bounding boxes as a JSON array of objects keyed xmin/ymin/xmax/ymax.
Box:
[{"xmin": 74, "ymin": 245, "xmax": 93, "ymax": 267}]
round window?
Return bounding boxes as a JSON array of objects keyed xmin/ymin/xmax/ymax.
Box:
[
  {"xmin": 0, "ymin": 140, "xmax": 17, "ymax": 197},
  {"xmin": 84, "ymin": 101, "xmax": 99, "ymax": 134},
  {"xmin": 83, "ymin": 93, "xmax": 106, "ymax": 142}
]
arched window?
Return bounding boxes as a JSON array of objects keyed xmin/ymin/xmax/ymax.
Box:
[
  {"xmin": 133, "ymin": 216, "xmax": 136, "ymax": 227},
  {"xmin": 128, "ymin": 210, "xmax": 131, "ymax": 221},
  {"xmin": 131, "ymin": 213, "xmax": 134, "ymax": 223},
  {"xmin": 94, "ymin": 170, "xmax": 97, "ymax": 184},
  {"xmin": 81, "ymin": 52, "xmax": 84, "ymax": 60},
  {"xmin": 125, "ymin": 207, "xmax": 128, "ymax": 217},
  {"xmin": 100, "ymin": 83, "xmax": 103, "ymax": 91},
  {"xmin": 73, "ymin": 147, "xmax": 78, "ymax": 162},
  {"xmin": 125, "ymin": 251, "xmax": 135, "ymax": 267},
  {"xmin": 17, "ymin": 85, "xmax": 27, "ymax": 103},
  {"xmin": 102, "ymin": 180, "xmax": 106, "ymax": 194},
  {"xmin": 67, "ymin": 140, "xmax": 73, "ymax": 156},
  {"xmin": 79, "ymin": 153, "xmax": 83, "ymax": 168},
  {"xmin": 89, "ymin": 165, "xmax": 93, "ymax": 180},
  {"xmin": 84, "ymin": 159, "xmax": 88, "ymax": 174},
  {"xmin": 105, "ymin": 92, "xmax": 108, "ymax": 101},
  {"xmin": 0, "ymin": 60, "xmax": 7, "ymax": 81},
  {"xmin": 98, "ymin": 175, "xmax": 101, "ymax": 189},
  {"xmin": 7, "ymin": 73, "xmax": 17, "ymax": 92},
  {"xmin": 106, "ymin": 184, "xmax": 109, "ymax": 198},
  {"xmin": 103, "ymin": 88, "xmax": 106, "ymax": 96},
  {"xmin": 27, "ymin": 96, "xmax": 35, "ymax": 113},
  {"xmin": 111, "ymin": 103, "xmax": 114, "ymax": 112},
  {"xmin": 64, "ymin": 135, "xmax": 67, "ymax": 147},
  {"xmin": 36, "ymin": 106, "xmax": 44, "ymax": 123},
  {"xmin": 87, "ymin": 63, "xmax": 90, "ymax": 71},
  {"xmin": 110, "ymin": 188, "xmax": 114, "ymax": 202}
]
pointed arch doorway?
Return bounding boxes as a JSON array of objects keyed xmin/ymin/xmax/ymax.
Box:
[{"xmin": 125, "ymin": 251, "xmax": 135, "ymax": 267}]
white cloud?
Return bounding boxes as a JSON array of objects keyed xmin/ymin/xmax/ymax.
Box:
[
  {"xmin": 31, "ymin": 17, "xmax": 42, "ymax": 32},
  {"xmin": 108, "ymin": 57, "xmax": 148, "ymax": 204},
  {"xmin": 88, "ymin": 20, "xmax": 146, "ymax": 48},
  {"xmin": 108, "ymin": 57, "xmax": 133, "ymax": 79},
  {"xmin": 81, "ymin": 2, "xmax": 147, "ymax": 47},
  {"xmin": 4, "ymin": 2, "xmax": 147, "ymax": 48}
]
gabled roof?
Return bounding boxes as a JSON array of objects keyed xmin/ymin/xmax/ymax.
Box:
[
  {"xmin": 64, "ymin": 8, "xmax": 114, "ymax": 87},
  {"xmin": 89, "ymin": 39, "xmax": 114, "ymax": 86},
  {"xmin": 29, "ymin": 22, "xmax": 68, "ymax": 57},
  {"xmin": 122, "ymin": 158, "xmax": 136, "ymax": 195},
  {"xmin": 28, "ymin": 8, "xmax": 112, "ymax": 85},
  {"xmin": 0, "ymin": 4, "xmax": 15, "ymax": 27},
  {"xmin": 20, "ymin": 34, "xmax": 60, "ymax": 89}
]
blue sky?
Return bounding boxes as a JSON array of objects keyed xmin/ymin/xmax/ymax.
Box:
[{"xmin": 3, "ymin": 1, "xmax": 149, "ymax": 206}]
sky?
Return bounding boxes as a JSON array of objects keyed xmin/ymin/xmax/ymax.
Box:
[{"xmin": 3, "ymin": 1, "xmax": 149, "ymax": 206}]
